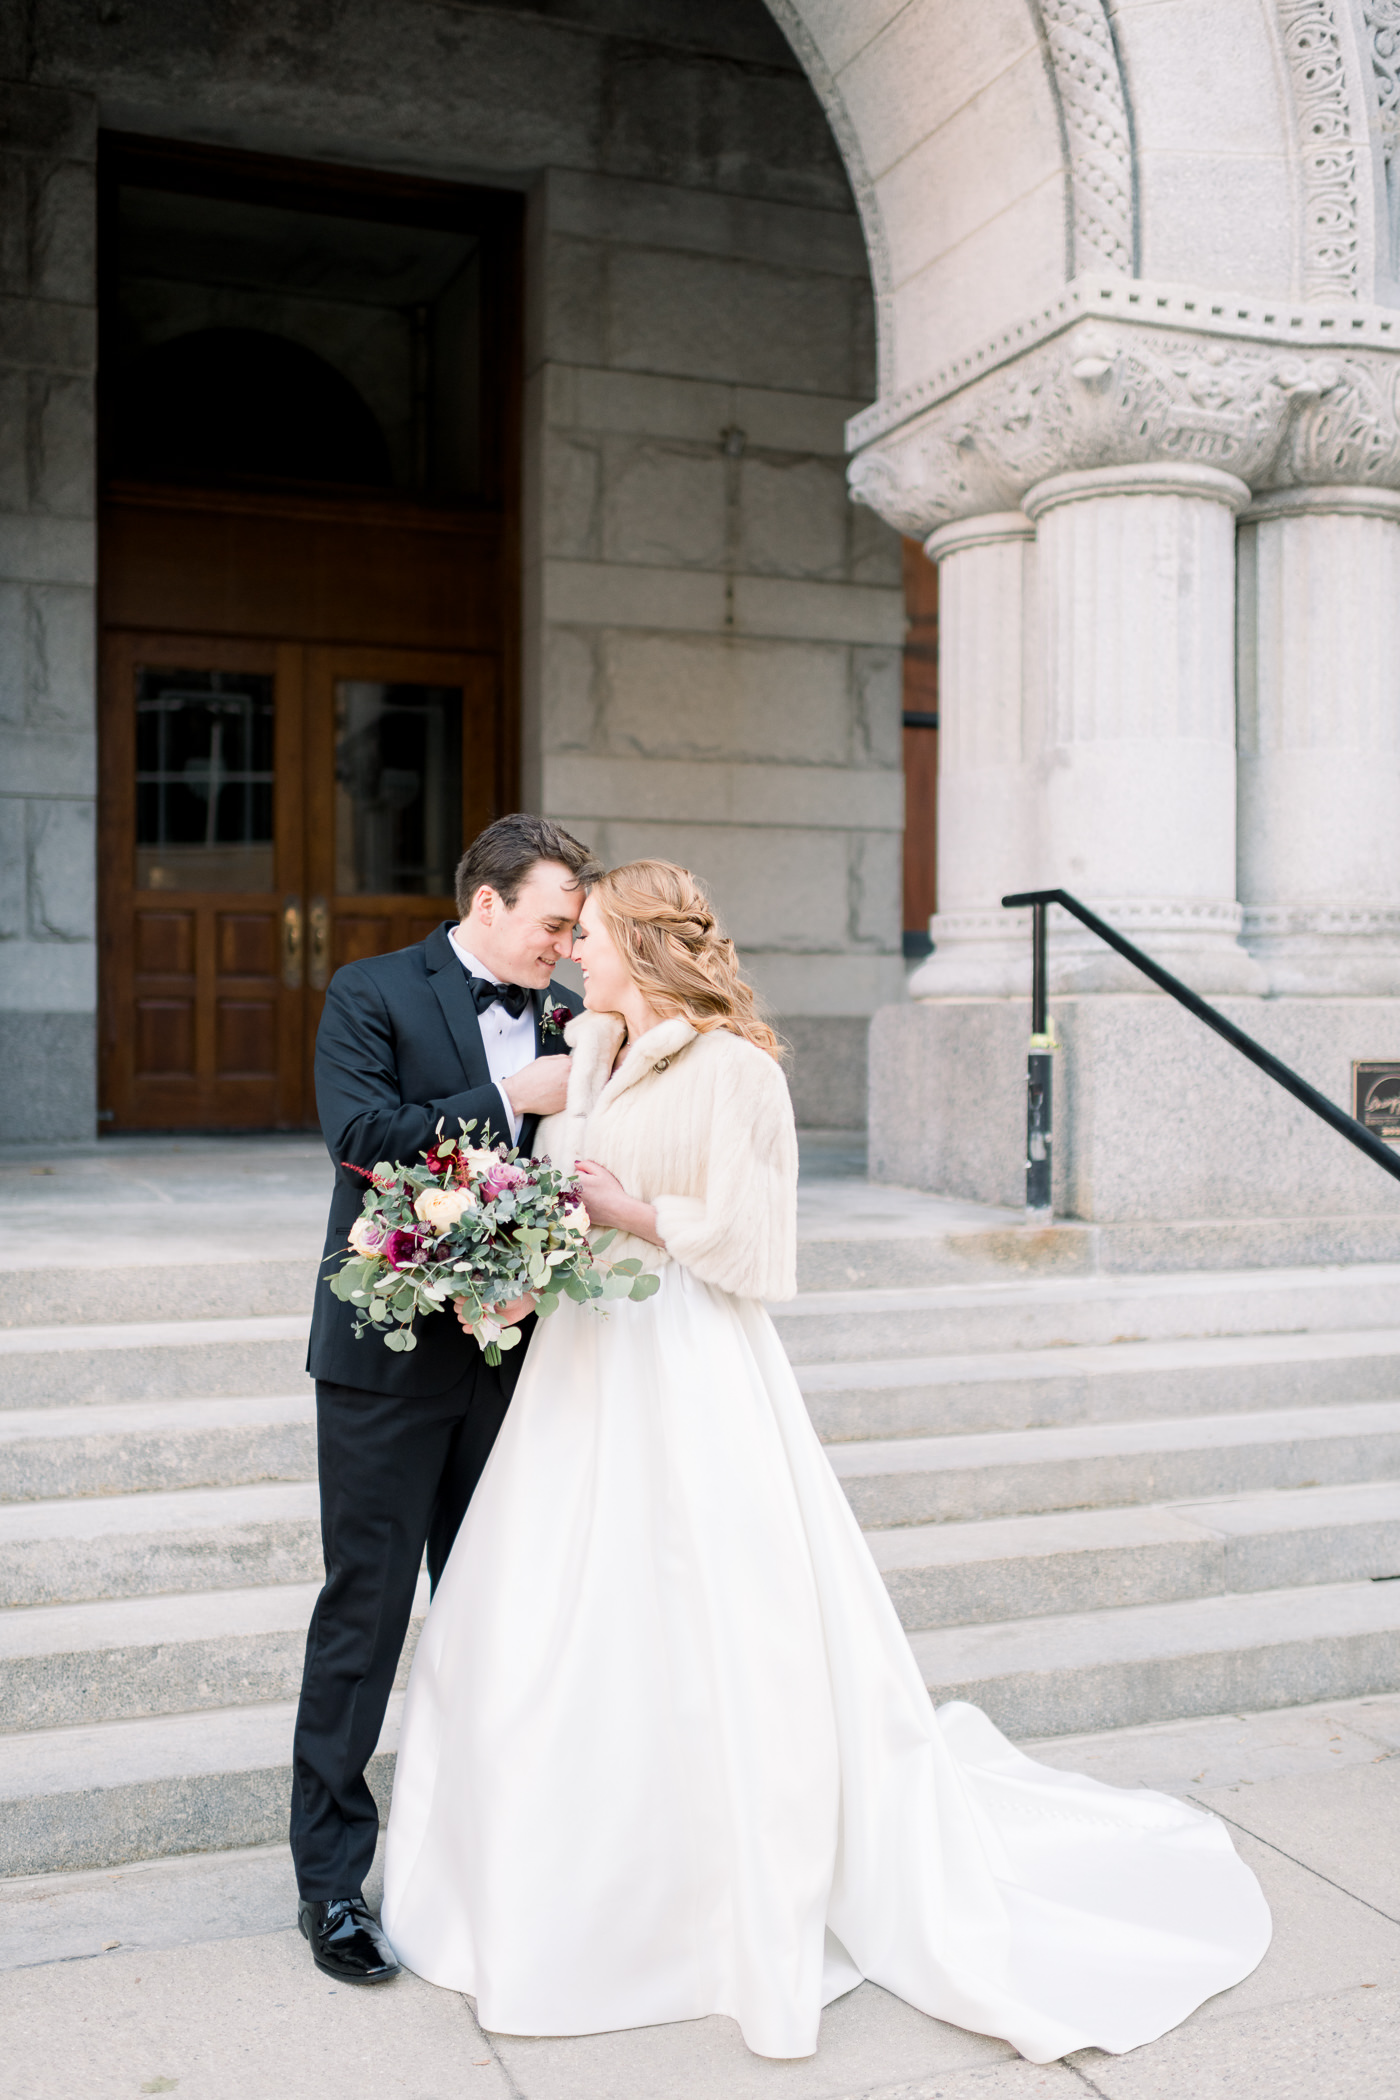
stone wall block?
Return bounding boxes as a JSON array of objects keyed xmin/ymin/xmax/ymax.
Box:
[
  {"xmin": 0, "ymin": 295, "xmax": 94, "ymax": 374},
  {"xmin": 0, "ymin": 797, "xmax": 25, "ymax": 940},
  {"xmin": 0, "ymin": 83, "xmax": 95, "ymax": 162},
  {"xmin": 601, "ymin": 440, "xmax": 726, "ymax": 568},
  {"xmin": 599, "ymin": 818, "xmax": 850, "ymax": 951},
  {"xmin": 600, "ymin": 631, "xmax": 850, "ymax": 765},
  {"xmin": 0, "ymin": 156, "xmax": 28, "ymax": 295},
  {"xmin": 849, "ymin": 644, "xmax": 902, "ymax": 768},
  {"xmin": 0, "ymin": 369, "xmax": 28, "ymax": 513},
  {"xmin": 598, "ymin": 44, "xmax": 849, "ymax": 213},
  {"xmin": 738, "ymin": 453, "xmax": 849, "ymax": 578},
  {"xmin": 541, "ymin": 627, "xmax": 602, "ymax": 751},
  {"xmin": 847, "ymin": 828, "xmax": 901, "ymax": 947},
  {"xmin": 28, "ymin": 797, "xmax": 95, "ymax": 942},
  {"xmin": 849, "ymin": 501, "xmax": 902, "ymax": 588},
  {"xmin": 0, "ymin": 1011, "xmax": 96, "ymax": 1141},
  {"xmin": 31, "ymin": 158, "xmax": 96, "ymax": 306},
  {"xmin": 542, "ymin": 435, "xmax": 602, "ymax": 559},
  {"xmin": 32, "ymin": 373, "xmax": 94, "ymax": 517},
  {"xmin": 606, "ymin": 247, "xmax": 860, "ymax": 395},
  {"xmin": 541, "ymin": 236, "xmax": 608, "ymax": 366},
  {"xmin": 27, "ymin": 585, "xmax": 94, "ymax": 731},
  {"xmin": 0, "ymin": 582, "xmax": 24, "ymax": 725}
]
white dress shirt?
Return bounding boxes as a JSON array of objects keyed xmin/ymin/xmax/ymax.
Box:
[{"xmin": 447, "ymin": 929, "xmax": 537, "ymax": 1147}]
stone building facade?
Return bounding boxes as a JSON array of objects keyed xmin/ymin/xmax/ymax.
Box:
[
  {"xmin": 0, "ymin": 0, "xmax": 904, "ymax": 1142},
  {"xmin": 5, "ymin": 0, "xmax": 1400, "ymax": 1236}
]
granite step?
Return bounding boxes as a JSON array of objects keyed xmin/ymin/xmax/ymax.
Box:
[
  {"xmin": 0, "ymin": 1482, "xmax": 322, "ymax": 1606},
  {"xmin": 6, "ymin": 1574, "xmax": 1399, "ymax": 1878},
  {"xmin": 826, "ymin": 1400, "xmax": 1400, "ymax": 1528},
  {"xmin": 0, "ymin": 1576, "xmax": 426, "ymax": 1732},
  {"xmin": 0, "ymin": 1395, "xmax": 316, "ymax": 1502},
  {"xmin": 798, "ymin": 1326, "xmax": 1400, "ymax": 1441},
  {"xmin": 773, "ymin": 1264, "xmax": 1400, "ymax": 1365},
  {"xmin": 0, "ymin": 1260, "xmax": 320, "ymax": 1331},
  {"xmin": 0, "ymin": 1695, "xmax": 402, "ymax": 1879},
  {"xmin": 911, "ymin": 1578, "xmax": 1400, "ymax": 1738},
  {"xmin": 0, "ymin": 1317, "xmax": 311, "ymax": 1408},
  {"xmin": 871, "ymin": 1480, "xmax": 1400, "ymax": 1631}
]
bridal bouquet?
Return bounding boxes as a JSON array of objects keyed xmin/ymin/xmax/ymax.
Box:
[{"xmin": 327, "ymin": 1118, "xmax": 659, "ymax": 1363}]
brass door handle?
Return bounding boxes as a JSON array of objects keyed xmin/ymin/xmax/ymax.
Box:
[
  {"xmin": 309, "ymin": 897, "xmax": 331, "ymax": 991},
  {"xmin": 282, "ymin": 897, "xmax": 303, "ymax": 989}
]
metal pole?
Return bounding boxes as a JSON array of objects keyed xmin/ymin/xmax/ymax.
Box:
[{"xmin": 1025, "ymin": 900, "xmax": 1054, "ymax": 1223}]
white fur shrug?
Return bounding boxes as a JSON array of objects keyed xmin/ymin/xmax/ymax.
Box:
[{"xmin": 534, "ymin": 1009, "xmax": 798, "ymax": 1303}]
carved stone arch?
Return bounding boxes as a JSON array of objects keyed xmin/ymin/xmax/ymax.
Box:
[
  {"xmin": 1273, "ymin": 0, "xmax": 1371, "ymax": 300},
  {"xmin": 1029, "ymin": 0, "xmax": 1137, "ymax": 278}
]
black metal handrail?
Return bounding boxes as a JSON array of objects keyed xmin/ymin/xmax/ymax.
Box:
[{"xmin": 1002, "ymin": 886, "xmax": 1400, "ymax": 1217}]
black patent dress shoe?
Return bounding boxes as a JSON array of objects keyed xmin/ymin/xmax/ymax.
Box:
[{"xmin": 298, "ymin": 1895, "xmax": 401, "ymax": 1983}]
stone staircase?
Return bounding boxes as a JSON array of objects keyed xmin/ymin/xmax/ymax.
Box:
[{"xmin": 3, "ymin": 1184, "xmax": 1400, "ymax": 1880}]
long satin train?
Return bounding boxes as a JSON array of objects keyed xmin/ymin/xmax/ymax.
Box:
[{"xmin": 382, "ymin": 1266, "xmax": 1270, "ymax": 2062}]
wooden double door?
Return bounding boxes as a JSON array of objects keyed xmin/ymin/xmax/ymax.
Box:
[{"xmin": 99, "ymin": 629, "xmax": 497, "ymax": 1129}]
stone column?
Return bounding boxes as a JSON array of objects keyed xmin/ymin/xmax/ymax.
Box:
[
  {"xmin": 1022, "ymin": 462, "xmax": 1263, "ymax": 995},
  {"xmin": 1237, "ymin": 487, "xmax": 1400, "ymax": 995},
  {"xmin": 907, "ymin": 512, "xmax": 1036, "ymax": 998}
]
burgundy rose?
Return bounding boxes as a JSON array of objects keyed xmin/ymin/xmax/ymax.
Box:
[{"xmin": 384, "ymin": 1226, "xmax": 428, "ymax": 1269}]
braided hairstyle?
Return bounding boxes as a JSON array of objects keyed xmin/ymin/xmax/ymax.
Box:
[{"xmin": 588, "ymin": 860, "xmax": 782, "ymax": 1062}]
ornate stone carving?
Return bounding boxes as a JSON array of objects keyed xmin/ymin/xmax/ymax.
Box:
[
  {"xmin": 1277, "ymin": 0, "xmax": 1361, "ymax": 301},
  {"xmin": 848, "ymin": 317, "xmax": 1400, "ymax": 536},
  {"xmin": 1032, "ymin": 0, "xmax": 1135, "ymax": 275},
  {"xmin": 1365, "ymin": 1, "xmax": 1400, "ymax": 278}
]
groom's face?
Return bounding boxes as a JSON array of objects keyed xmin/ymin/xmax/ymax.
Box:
[{"xmin": 462, "ymin": 859, "xmax": 585, "ymax": 987}]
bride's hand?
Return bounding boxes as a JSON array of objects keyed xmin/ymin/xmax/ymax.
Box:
[
  {"xmin": 573, "ymin": 1158, "xmax": 628, "ymax": 1228},
  {"xmin": 457, "ymin": 1292, "xmax": 535, "ymax": 1332},
  {"xmin": 573, "ymin": 1159, "xmax": 659, "ymax": 1246}
]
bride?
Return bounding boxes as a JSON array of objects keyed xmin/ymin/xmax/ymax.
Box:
[{"xmin": 381, "ymin": 859, "xmax": 1271, "ymax": 2064}]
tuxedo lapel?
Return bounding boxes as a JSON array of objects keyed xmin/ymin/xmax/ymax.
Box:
[
  {"xmin": 424, "ymin": 922, "xmax": 493, "ymax": 1093},
  {"xmin": 535, "ymin": 981, "xmax": 578, "ymax": 1059}
]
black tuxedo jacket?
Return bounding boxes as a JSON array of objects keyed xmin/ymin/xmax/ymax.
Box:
[{"xmin": 306, "ymin": 920, "xmax": 580, "ymax": 1396}]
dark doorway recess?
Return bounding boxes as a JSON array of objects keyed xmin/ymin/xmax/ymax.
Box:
[{"xmin": 97, "ymin": 135, "xmax": 523, "ymax": 1131}]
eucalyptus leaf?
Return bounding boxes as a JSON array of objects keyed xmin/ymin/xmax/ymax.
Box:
[{"xmin": 629, "ymin": 1272, "xmax": 661, "ymax": 1300}]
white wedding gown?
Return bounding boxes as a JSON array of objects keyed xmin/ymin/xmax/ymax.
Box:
[{"xmin": 382, "ymin": 1264, "xmax": 1271, "ymax": 2062}]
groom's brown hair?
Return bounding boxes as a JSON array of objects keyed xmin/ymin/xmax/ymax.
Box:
[{"xmin": 455, "ymin": 813, "xmax": 600, "ymax": 916}]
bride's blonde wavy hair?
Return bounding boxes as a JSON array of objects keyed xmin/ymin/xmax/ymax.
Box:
[{"xmin": 588, "ymin": 860, "xmax": 783, "ymax": 1062}]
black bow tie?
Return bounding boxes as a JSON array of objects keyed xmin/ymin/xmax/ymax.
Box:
[{"xmin": 468, "ymin": 975, "xmax": 531, "ymax": 1019}]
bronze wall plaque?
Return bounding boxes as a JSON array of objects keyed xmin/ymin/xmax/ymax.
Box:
[{"xmin": 1353, "ymin": 1061, "xmax": 1400, "ymax": 1137}]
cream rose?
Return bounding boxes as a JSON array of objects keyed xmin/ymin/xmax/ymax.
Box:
[
  {"xmin": 347, "ymin": 1215, "xmax": 386, "ymax": 1256},
  {"xmin": 414, "ymin": 1185, "xmax": 476, "ymax": 1230},
  {"xmin": 459, "ymin": 1146, "xmax": 498, "ymax": 1180}
]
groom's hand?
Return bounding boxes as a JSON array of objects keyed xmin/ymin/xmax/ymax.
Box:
[{"xmin": 502, "ymin": 1054, "xmax": 571, "ymax": 1117}]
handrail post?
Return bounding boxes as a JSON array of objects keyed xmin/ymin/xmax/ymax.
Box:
[{"xmin": 1025, "ymin": 900, "xmax": 1055, "ymax": 1224}]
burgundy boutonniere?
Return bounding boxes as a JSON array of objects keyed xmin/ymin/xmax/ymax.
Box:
[{"xmin": 540, "ymin": 1002, "xmax": 573, "ymax": 1039}]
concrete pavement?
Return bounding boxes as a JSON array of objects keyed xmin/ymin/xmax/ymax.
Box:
[{"xmin": 4, "ymin": 1692, "xmax": 1399, "ymax": 2100}]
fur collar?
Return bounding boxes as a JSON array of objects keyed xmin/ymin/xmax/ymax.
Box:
[{"xmin": 562, "ymin": 1009, "xmax": 698, "ymax": 1117}]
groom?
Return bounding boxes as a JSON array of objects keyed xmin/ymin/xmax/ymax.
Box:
[{"xmin": 292, "ymin": 811, "xmax": 598, "ymax": 1984}]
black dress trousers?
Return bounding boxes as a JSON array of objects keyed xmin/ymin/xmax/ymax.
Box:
[{"xmin": 289, "ymin": 1345, "xmax": 520, "ymax": 1902}]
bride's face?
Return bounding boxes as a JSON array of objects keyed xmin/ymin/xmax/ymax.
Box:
[{"xmin": 574, "ymin": 894, "xmax": 637, "ymax": 1013}]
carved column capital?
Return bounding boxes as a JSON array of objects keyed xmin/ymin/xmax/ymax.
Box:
[{"xmin": 848, "ymin": 308, "xmax": 1400, "ymax": 538}]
